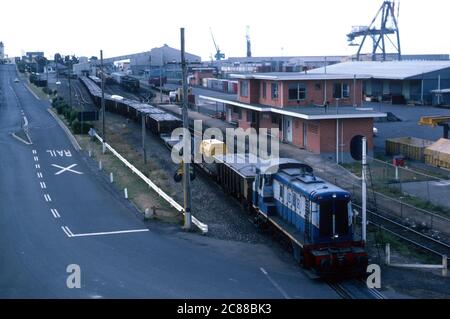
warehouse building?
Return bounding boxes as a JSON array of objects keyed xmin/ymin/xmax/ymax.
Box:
[
  {"xmin": 309, "ymin": 61, "xmax": 450, "ymax": 105},
  {"xmin": 200, "ymin": 72, "xmax": 386, "ymax": 162}
]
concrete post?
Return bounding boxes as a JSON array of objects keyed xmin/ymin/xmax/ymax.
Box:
[
  {"xmin": 124, "ymin": 188, "xmax": 128, "ymax": 199},
  {"xmin": 99, "ymin": 161, "xmax": 102, "ymax": 171},
  {"xmin": 385, "ymin": 243, "xmax": 391, "ymax": 265},
  {"xmin": 110, "ymin": 172, "xmax": 114, "ymax": 183},
  {"xmin": 443, "ymin": 256, "xmax": 448, "ymax": 277}
]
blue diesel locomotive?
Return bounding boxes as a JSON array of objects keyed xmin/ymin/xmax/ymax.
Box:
[{"xmin": 252, "ymin": 159, "xmax": 368, "ymax": 277}]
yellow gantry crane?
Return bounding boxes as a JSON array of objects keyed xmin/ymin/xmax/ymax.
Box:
[{"xmin": 419, "ymin": 116, "xmax": 450, "ymax": 139}]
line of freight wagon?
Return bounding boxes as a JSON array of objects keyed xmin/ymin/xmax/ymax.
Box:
[{"xmin": 80, "ymin": 76, "xmax": 181, "ymax": 134}]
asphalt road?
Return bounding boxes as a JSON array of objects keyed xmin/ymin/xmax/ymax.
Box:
[{"xmin": 0, "ymin": 64, "xmax": 339, "ymax": 298}]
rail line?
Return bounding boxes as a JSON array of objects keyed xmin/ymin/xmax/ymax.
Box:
[{"xmin": 353, "ymin": 204, "xmax": 450, "ymax": 260}]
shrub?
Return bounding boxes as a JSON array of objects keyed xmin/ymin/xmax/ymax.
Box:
[{"xmin": 71, "ymin": 119, "xmax": 94, "ymax": 135}]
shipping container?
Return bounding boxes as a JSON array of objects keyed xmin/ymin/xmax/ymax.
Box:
[
  {"xmin": 385, "ymin": 137, "xmax": 434, "ymax": 161},
  {"xmin": 424, "ymin": 138, "xmax": 450, "ymax": 170},
  {"xmin": 111, "ymin": 72, "xmax": 126, "ymax": 84}
]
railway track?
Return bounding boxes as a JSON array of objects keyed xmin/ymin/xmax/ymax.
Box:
[
  {"xmin": 353, "ymin": 204, "xmax": 450, "ymax": 261},
  {"xmin": 327, "ymin": 279, "xmax": 385, "ymax": 299}
]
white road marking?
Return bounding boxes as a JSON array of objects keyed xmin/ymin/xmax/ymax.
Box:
[
  {"xmin": 44, "ymin": 194, "xmax": 52, "ymax": 202},
  {"xmin": 32, "ymin": 150, "xmax": 37, "ymax": 154},
  {"xmin": 40, "ymin": 182, "xmax": 47, "ymax": 189},
  {"xmin": 35, "ymin": 164, "xmax": 40, "ymax": 169},
  {"xmin": 61, "ymin": 226, "xmax": 72, "ymax": 237},
  {"xmin": 260, "ymin": 267, "xmax": 290, "ymax": 299},
  {"xmin": 51, "ymin": 209, "xmax": 61, "ymax": 218},
  {"xmin": 46, "ymin": 149, "xmax": 73, "ymax": 157},
  {"xmin": 52, "ymin": 164, "xmax": 83, "ymax": 175},
  {"xmin": 37, "ymin": 172, "xmax": 43, "ymax": 179},
  {"xmin": 68, "ymin": 229, "xmax": 149, "ymax": 238},
  {"xmin": 34, "ymin": 156, "xmax": 39, "ymax": 162}
]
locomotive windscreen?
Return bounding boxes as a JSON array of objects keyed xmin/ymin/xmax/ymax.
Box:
[{"xmin": 318, "ymin": 199, "xmax": 349, "ymax": 239}]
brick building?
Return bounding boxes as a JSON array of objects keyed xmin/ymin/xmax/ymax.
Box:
[{"xmin": 200, "ymin": 72, "xmax": 386, "ymax": 162}]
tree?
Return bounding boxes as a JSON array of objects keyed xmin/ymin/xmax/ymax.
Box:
[
  {"xmin": 54, "ymin": 53, "xmax": 62, "ymax": 63},
  {"xmin": 89, "ymin": 56, "xmax": 98, "ymax": 62},
  {"xmin": 71, "ymin": 55, "xmax": 79, "ymax": 64}
]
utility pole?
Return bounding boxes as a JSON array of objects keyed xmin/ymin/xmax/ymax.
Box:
[
  {"xmin": 160, "ymin": 49, "xmax": 163, "ymax": 103},
  {"xmin": 68, "ymin": 65, "xmax": 72, "ymax": 108},
  {"xmin": 181, "ymin": 28, "xmax": 192, "ymax": 230},
  {"xmin": 362, "ymin": 136, "xmax": 367, "ymax": 243},
  {"xmin": 46, "ymin": 59, "xmax": 49, "ymax": 97},
  {"xmin": 142, "ymin": 113, "xmax": 147, "ymax": 164},
  {"xmin": 100, "ymin": 50, "xmax": 106, "ymax": 153}
]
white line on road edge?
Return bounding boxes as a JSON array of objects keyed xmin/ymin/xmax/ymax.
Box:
[
  {"xmin": 11, "ymin": 132, "xmax": 32, "ymax": 145},
  {"xmin": 51, "ymin": 209, "xmax": 60, "ymax": 218},
  {"xmin": 61, "ymin": 226, "xmax": 72, "ymax": 237},
  {"xmin": 260, "ymin": 268, "xmax": 290, "ymax": 300},
  {"xmin": 40, "ymin": 182, "xmax": 47, "ymax": 189},
  {"xmin": 37, "ymin": 172, "xmax": 43, "ymax": 178},
  {"xmin": 67, "ymin": 228, "xmax": 150, "ymax": 238},
  {"xmin": 34, "ymin": 156, "xmax": 39, "ymax": 162},
  {"xmin": 47, "ymin": 109, "xmax": 81, "ymax": 151},
  {"xmin": 32, "ymin": 150, "xmax": 37, "ymax": 154},
  {"xmin": 44, "ymin": 194, "xmax": 52, "ymax": 202},
  {"xmin": 24, "ymin": 82, "xmax": 40, "ymax": 100},
  {"xmin": 35, "ymin": 164, "xmax": 40, "ymax": 169}
]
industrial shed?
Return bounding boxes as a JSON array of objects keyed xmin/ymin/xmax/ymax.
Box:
[{"xmin": 310, "ymin": 61, "xmax": 450, "ymax": 105}]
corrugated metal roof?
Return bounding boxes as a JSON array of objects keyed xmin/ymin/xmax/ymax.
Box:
[
  {"xmin": 230, "ymin": 72, "xmax": 370, "ymax": 81},
  {"xmin": 309, "ymin": 61, "xmax": 450, "ymax": 80}
]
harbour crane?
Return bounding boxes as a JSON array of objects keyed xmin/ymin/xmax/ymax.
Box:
[
  {"xmin": 347, "ymin": 0, "xmax": 401, "ymax": 61},
  {"xmin": 246, "ymin": 26, "xmax": 252, "ymax": 58},
  {"xmin": 210, "ymin": 27, "xmax": 225, "ymax": 61}
]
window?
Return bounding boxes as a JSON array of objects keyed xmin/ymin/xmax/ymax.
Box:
[
  {"xmin": 333, "ymin": 82, "xmax": 350, "ymax": 99},
  {"xmin": 333, "ymin": 83, "xmax": 342, "ymax": 99},
  {"xmin": 343, "ymin": 83, "xmax": 350, "ymax": 98},
  {"xmin": 288, "ymin": 83, "xmax": 307, "ymax": 101},
  {"xmin": 271, "ymin": 114, "xmax": 280, "ymax": 125},
  {"xmin": 240, "ymin": 80, "xmax": 249, "ymax": 97},
  {"xmin": 262, "ymin": 82, "xmax": 267, "ymax": 99},
  {"xmin": 271, "ymin": 83, "xmax": 279, "ymax": 100},
  {"xmin": 238, "ymin": 108, "xmax": 242, "ymax": 120}
]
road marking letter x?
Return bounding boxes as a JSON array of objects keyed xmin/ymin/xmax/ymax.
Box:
[{"xmin": 52, "ymin": 164, "xmax": 83, "ymax": 175}]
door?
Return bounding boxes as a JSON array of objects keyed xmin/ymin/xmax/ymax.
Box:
[
  {"xmin": 283, "ymin": 116, "xmax": 293, "ymax": 143},
  {"xmin": 302, "ymin": 122, "xmax": 307, "ymax": 148},
  {"xmin": 227, "ymin": 107, "xmax": 232, "ymax": 123}
]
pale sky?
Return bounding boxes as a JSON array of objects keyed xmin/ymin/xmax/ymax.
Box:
[{"xmin": 1, "ymin": 0, "xmax": 449, "ymax": 60}]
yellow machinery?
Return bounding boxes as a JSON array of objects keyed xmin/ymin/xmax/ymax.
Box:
[
  {"xmin": 199, "ymin": 139, "xmax": 228, "ymax": 157},
  {"xmin": 419, "ymin": 116, "xmax": 450, "ymax": 139}
]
